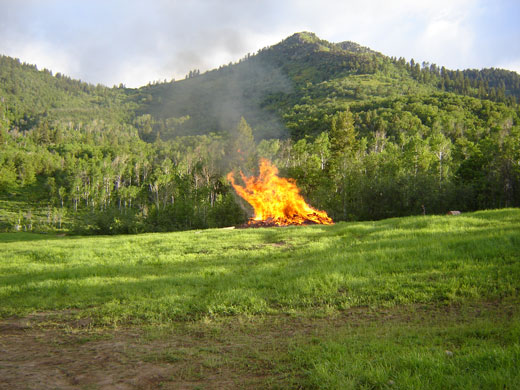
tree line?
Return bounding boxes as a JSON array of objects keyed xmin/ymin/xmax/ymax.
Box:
[{"xmin": 1, "ymin": 92, "xmax": 519, "ymax": 234}]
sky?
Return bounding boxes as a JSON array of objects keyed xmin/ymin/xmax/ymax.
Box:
[{"xmin": 0, "ymin": 0, "xmax": 518, "ymax": 88}]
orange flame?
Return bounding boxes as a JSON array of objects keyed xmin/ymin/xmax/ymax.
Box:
[{"xmin": 227, "ymin": 159, "xmax": 333, "ymax": 226}]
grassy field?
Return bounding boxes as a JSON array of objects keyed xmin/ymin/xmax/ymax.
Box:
[{"xmin": 1, "ymin": 209, "xmax": 519, "ymax": 389}]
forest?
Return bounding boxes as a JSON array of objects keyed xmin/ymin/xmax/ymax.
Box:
[{"xmin": 1, "ymin": 32, "xmax": 519, "ymax": 234}]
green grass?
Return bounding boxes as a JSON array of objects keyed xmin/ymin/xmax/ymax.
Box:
[
  {"xmin": 1, "ymin": 209, "xmax": 519, "ymax": 322},
  {"xmin": 1, "ymin": 208, "xmax": 519, "ymax": 389},
  {"xmin": 291, "ymin": 306, "xmax": 520, "ymax": 389}
]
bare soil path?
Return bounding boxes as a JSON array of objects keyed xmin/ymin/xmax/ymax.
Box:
[{"xmin": 1, "ymin": 302, "xmax": 515, "ymax": 390}]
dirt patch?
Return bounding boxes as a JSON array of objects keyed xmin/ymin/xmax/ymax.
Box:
[
  {"xmin": 0, "ymin": 327, "xmax": 170, "ymax": 390},
  {"xmin": 0, "ymin": 301, "xmax": 516, "ymax": 390},
  {"xmin": 0, "ymin": 318, "xmax": 290, "ymax": 390}
]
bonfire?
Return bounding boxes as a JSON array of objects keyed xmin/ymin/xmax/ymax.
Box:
[{"xmin": 227, "ymin": 158, "xmax": 333, "ymax": 227}]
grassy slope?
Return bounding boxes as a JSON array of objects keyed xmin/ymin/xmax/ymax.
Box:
[
  {"xmin": 1, "ymin": 209, "xmax": 519, "ymax": 321},
  {"xmin": 291, "ymin": 304, "xmax": 520, "ymax": 390},
  {"xmin": 1, "ymin": 209, "xmax": 519, "ymax": 389}
]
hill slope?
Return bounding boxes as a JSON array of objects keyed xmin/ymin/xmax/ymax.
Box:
[
  {"xmin": 0, "ymin": 55, "xmax": 135, "ymax": 131},
  {"xmin": 1, "ymin": 209, "xmax": 519, "ymax": 320}
]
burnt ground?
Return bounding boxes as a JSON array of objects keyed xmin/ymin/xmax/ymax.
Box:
[{"xmin": 0, "ymin": 301, "xmax": 517, "ymax": 390}]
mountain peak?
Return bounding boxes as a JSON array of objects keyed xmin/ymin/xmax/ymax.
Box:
[
  {"xmin": 274, "ymin": 32, "xmax": 372, "ymax": 55},
  {"xmin": 266, "ymin": 31, "xmax": 335, "ymax": 58},
  {"xmin": 287, "ymin": 31, "xmax": 320, "ymax": 43},
  {"xmin": 282, "ymin": 31, "xmax": 332, "ymax": 48}
]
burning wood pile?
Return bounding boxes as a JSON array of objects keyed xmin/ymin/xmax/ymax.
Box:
[{"xmin": 227, "ymin": 159, "xmax": 333, "ymax": 227}]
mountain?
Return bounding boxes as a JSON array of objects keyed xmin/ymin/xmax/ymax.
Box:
[
  {"xmin": 2, "ymin": 31, "xmax": 519, "ymax": 142},
  {"xmin": 130, "ymin": 31, "xmax": 520, "ymax": 140},
  {"xmin": 1, "ymin": 32, "xmax": 519, "ymax": 234}
]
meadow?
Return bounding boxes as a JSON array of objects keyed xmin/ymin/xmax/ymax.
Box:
[{"xmin": 1, "ymin": 209, "xmax": 519, "ymax": 389}]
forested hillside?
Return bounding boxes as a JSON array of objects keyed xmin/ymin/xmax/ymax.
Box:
[{"xmin": 1, "ymin": 32, "xmax": 519, "ymax": 233}]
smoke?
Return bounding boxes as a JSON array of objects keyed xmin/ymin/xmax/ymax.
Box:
[{"xmin": 150, "ymin": 47, "xmax": 293, "ymax": 142}]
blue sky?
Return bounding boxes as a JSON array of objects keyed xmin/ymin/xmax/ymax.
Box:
[{"xmin": 0, "ymin": 0, "xmax": 518, "ymax": 87}]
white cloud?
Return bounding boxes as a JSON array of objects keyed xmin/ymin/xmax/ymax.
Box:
[
  {"xmin": 1, "ymin": 0, "xmax": 518, "ymax": 86},
  {"xmin": 414, "ymin": 12, "xmax": 475, "ymax": 69},
  {"xmin": 2, "ymin": 40, "xmax": 78, "ymax": 77},
  {"xmin": 497, "ymin": 59, "xmax": 520, "ymax": 74},
  {"xmin": 116, "ymin": 60, "xmax": 166, "ymax": 87}
]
